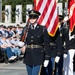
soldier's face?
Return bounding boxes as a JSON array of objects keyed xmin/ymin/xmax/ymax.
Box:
[{"xmin": 29, "ymin": 18, "xmax": 37, "ymax": 24}]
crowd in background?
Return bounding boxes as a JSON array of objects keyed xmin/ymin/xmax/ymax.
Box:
[{"xmin": 0, "ymin": 24, "xmax": 23, "ymax": 63}]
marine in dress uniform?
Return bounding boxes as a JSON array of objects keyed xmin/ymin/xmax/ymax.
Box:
[
  {"xmin": 62, "ymin": 9, "xmax": 75, "ymax": 75},
  {"xmin": 63, "ymin": 27, "xmax": 75, "ymax": 75},
  {"xmin": 21, "ymin": 10, "xmax": 50, "ymax": 75}
]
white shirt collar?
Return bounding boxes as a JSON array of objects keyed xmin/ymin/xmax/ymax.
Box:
[{"xmin": 34, "ymin": 23, "xmax": 37, "ymax": 29}]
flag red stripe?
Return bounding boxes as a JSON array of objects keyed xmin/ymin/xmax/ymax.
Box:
[
  {"xmin": 35, "ymin": 0, "xmax": 43, "ymax": 10},
  {"xmin": 46, "ymin": 1, "xmax": 56, "ymax": 28},
  {"xmin": 38, "ymin": 0, "xmax": 51, "ymax": 24},
  {"xmin": 68, "ymin": 0, "xmax": 75, "ymax": 32},
  {"xmin": 34, "ymin": 0, "xmax": 36, "ymax": 9},
  {"xmin": 34, "ymin": 0, "xmax": 59, "ymax": 36},
  {"xmin": 50, "ymin": 16, "xmax": 59, "ymax": 34}
]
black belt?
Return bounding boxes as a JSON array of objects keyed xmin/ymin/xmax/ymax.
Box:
[{"xmin": 27, "ymin": 44, "xmax": 43, "ymax": 49}]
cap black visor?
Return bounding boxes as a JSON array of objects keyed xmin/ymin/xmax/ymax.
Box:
[{"xmin": 29, "ymin": 15, "xmax": 38, "ymax": 19}]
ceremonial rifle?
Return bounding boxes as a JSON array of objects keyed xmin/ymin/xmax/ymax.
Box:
[{"xmin": 21, "ymin": 19, "xmax": 30, "ymax": 42}]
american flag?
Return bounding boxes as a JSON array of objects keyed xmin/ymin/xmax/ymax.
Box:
[
  {"xmin": 34, "ymin": 0, "xmax": 59, "ymax": 36},
  {"xmin": 68, "ymin": 0, "xmax": 75, "ymax": 32}
]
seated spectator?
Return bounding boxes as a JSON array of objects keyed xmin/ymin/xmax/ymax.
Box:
[
  {"xmin": 0, "ymin": 34, "xmax": 17, "ymax": 61},
  {"xmin": 9, "ymin": 36, "xmax": 21, "ymax": 57}
]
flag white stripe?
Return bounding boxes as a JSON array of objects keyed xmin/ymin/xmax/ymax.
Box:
[
  {"xmin": 41, "ymin": 0, "xmax": 55, "ymax": 25},
  {"xmin": 34, "ymin": 0, "xmax": 59, "ymax": 36},
  {"xmin": 48, "ymin": 7, "xmax": 58, "ymax": 32},
  {"xmin": 37, "ymin": 0, "xmax": 48, "ymax": 25},
  {"xmin": 39, "ymin": 0, "xmax": 47, "ymax": 16}
]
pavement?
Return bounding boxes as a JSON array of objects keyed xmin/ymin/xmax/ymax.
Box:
[{"xmin": 0, "ymin": 60, "xmax": 27, "ymax": 75}]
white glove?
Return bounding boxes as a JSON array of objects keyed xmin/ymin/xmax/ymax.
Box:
[
  {"xmin": 69, "ymin": 35, "xmax": 75, "ymax": 40},
  {"xmin": 43, "ymin": 60, "xmax": 49, "ymax": 67},
  {"xmin": 55, "ymin": 56, "xmax": 60, "ymax": 63},
  {"xmin": 63, "ymin": 16, "xmax": 69, "ymax": 22},
  {"xmin": 18, "ymin": 41, "xmax": 24, "ymax": 47},
  {"xmin": 63, "ymin": 54, "xmax": 67, "ymax": 58}
]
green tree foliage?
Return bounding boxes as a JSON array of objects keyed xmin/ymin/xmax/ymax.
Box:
[{"xmin": 2, "ymin": 0, "xmax": 33, "ymax": 22}]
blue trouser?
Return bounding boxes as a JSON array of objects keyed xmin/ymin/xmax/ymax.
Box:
[
  {"xmin": 26, "ymin": 64, "xmax": 41, "ymax": 75},
  {"xmin": 54, "ymin": 55, "xmax": 63, "ymax": 75},
  {"xmin": 11, "ymin": 47, "xmax": 21, "ymax": 56},
  {"xmin": 47, "ymin": 58, "xmax": 55, "ymax": 75},
  {"xmin": 3, "ymin": 47, "xmax": 14, "ymax": 58}
]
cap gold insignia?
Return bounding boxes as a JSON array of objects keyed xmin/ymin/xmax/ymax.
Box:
[
  {"xmin": 30, "ymin": 11, "xmax": 38, "ymax": 15},
  {"xmin": 31, "ymin": 11, "xmax": 34, "ymax": 14}
]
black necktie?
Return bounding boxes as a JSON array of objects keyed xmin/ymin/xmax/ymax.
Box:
[{"xmin": 31, "ymin": 25, "xmax": 34, "ymax": 29}]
